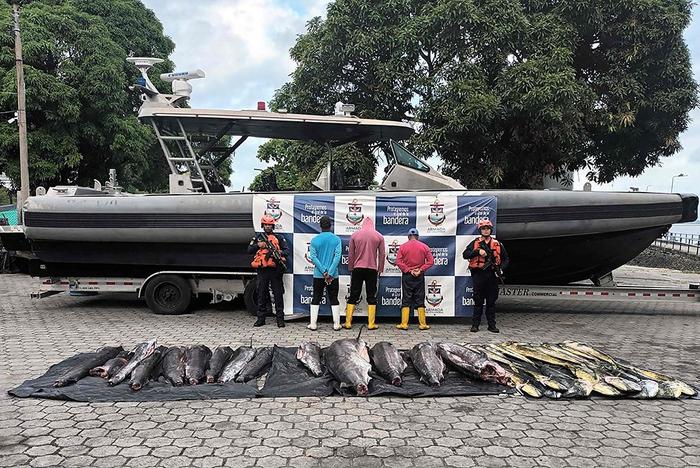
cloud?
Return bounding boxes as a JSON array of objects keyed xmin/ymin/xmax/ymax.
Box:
[
  {"xmin": 142, "ymin": 0, "xmax": 330, "ymax": 189},
  {"xmin": 142, "ymin": 1, "xmax": 700, "ymax": 198}
]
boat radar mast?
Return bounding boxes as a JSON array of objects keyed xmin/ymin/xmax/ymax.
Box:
[{"xmin": 127, "ymin": 57, "xmax": 205, "ymax": 108}]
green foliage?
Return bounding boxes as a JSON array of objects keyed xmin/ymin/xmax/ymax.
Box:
[
  {"xmin": 263, "ymin": 0, "xmax": 697, "ymax": 189},
  {"xmin": 250, "ymin": 139, "xmax": 376, "ymax": 191},
  {"xmin": 0, "ymin": 186, "xmax": 10, "ymax": 204},
  {"xmin": 0, "ymin": 0, "xmax": 181, "ymax": 192}
]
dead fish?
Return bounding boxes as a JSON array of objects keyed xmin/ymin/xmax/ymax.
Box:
[
  {"xmin": 437, "ymin": 342, "xmax": 509, "ymax": 385},
  {"xmin": 370, "ymin": 342, "xmax": 407, "ymax": 386},
  {"xmin": 603, "ymin": 375, "xmax": 642, "ymax": 393},
  {"xmin": 206, "ymin": 346, "xmax": 235, "ymax": 383},
  {"xmin": 109, "ymin": 340, "xmax": 158, "ymax": 386},
  {"xmin": 409, "ymin": 342, "xmax": 445, "ymax": 387},
  {"xmin": 633, "ymin": 380, "xmax": 660, "ymax": 399},
  {"xmin": 656, "ymin": 381, "xmax": 685, "ymax": 399},
  {"xmin": 54, "ymin": 346, "xmax": 123, "ymax": 387},
  {"xmin": 325, "ymin": 331, "xmax": 372, "ymax": 395},
  {"xmin": 218, "ymin": 346, "xmax": 256, "ymax": 383},
  {"xmin": 185, "ymin": 345, "xmax": 212, "ymax": 385},
  {"xmin": 535, "ymin": 364, "xmax": 593, "ymax": 398},
  {"xmin": 501, "ymin": 342, "xmax": 570, "ymax": 367},
  {"xmin": 296, "ymin": 342, "xmax": 325, "ymax": 377},
  {"xmin": 160, "ymin": 346, "xmax": 187, "ymax": 386},
  {"xmin": 615, "ymin": 361, "xmax": 697, "ymax": 397},
  {"xmin": 561, "ymin": 341, "xmax": 617, "ymax": 365},
  {"xmin": 236, "ymin": 347, "xmax": 274, "ymax": 383},
  {"xmin": 129, "ymin": 346, "xmax": 166, "ymax": 391},
  {"xmin": 89, "ymin": 350, "xmax": 133, "ymax": 378},
  {"xmin": 562, "ymin": 379, "xmax": 594, "ymax": 398},
  {"xmin": 509, "ymin": 373, "xmax": 543, "ymax": 398}
]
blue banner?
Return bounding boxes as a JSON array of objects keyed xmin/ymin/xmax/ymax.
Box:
[{"xmin": 255, "ymin": 193, "xmax": 497, "ymax": 318}]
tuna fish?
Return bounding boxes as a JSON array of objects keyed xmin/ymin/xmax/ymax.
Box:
[
  {"xmin": 409, "ymin": 342, "xmax": 445, "ymax": 387},
  {"xmin": 89, "ymin": 350, "xmax": 133, "ymax": 378},
  {"xmin": 370, "ymin": 342, "xmax": 407, "ymax": 386},
  {"xmin": 325, "ymin": 332, "xmax": 372, "ymax": 395},
  {"xmin": 206, "ymin": 346, "xmax": 235, "ymax": 383},
  {"xmin": 130, "ymin": 346, "xmax": 166, "ymax": 391},
  {"xmin": 54, "ymin": 346, "xmax": 123, "ymax": 387},
  {"xmin": 236, "ymin": 347, "xmax": 274, "ymax": 383},
  {"xmin": 296, "ymin": 342, "xmax": 325, "ymax": 377},
  {"xmin": 185, "ymin": 345, "xmax": 212, "ymax": 385},
  {"xmin": 218, "ymin": 346, "xmax": 256, "ymax": 383},
  {"xmin": 160, "ymin": 346, "xmax": 187, "ymax": 386},
  {"xmin": 109, "ymin": 340, "xmax": 158, "ymax": 386},
  {"xmin": 437, "ymin": 343, "xmax": 509, "ymax": 385}
]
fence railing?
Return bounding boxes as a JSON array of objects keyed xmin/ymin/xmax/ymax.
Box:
[{"xmin": 653, "ymin": 232, "xmax": 700, "ymax": 256}]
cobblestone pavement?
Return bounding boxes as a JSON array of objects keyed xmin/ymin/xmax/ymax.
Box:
[{"xmin": 1, "ymin": 269, "xmax": 699, "ymax": 468}]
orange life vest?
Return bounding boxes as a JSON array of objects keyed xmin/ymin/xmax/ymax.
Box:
[
  {"xmin": 469, "ymin": 237, "xmax": 502, "ymax": 269},
  {"xmin": 251, "ymin": 234, "xmax": 284, "ymax": 269}
]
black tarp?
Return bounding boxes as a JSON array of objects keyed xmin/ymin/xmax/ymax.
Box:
[
  {"xmin": 8, "ymin": 352, "xmax": 258, "ymax": 402},
  {"xmin": 260, "ymin": 347, "xmax": 337, "ymax": 397},
  {"xmin": 6, "ymin": 347, "xmax": 535, "ymax": 402},
  {"xmin": 261, "ymin": 347, "xmax": 511, "ymax": 398}
]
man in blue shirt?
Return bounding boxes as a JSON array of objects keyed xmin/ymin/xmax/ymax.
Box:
[{"xmin": 308, "ymin": 215, "xmax": 343, "ymax": 330}]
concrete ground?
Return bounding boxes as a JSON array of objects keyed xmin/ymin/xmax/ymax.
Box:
[{"xmin": 1, "ymin": 266, "xmax": 699, "ymax": 468}]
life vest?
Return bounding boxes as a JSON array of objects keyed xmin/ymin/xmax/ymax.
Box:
[
  {"xmin": 468, "ymin": 237, "xmax": 502, "ymax": 269},
  {"xmin": 251, "ymin": 234, "xmax": 283, "ymax": 269}
]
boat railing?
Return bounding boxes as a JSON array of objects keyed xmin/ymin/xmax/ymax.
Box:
[{"xmin": 653, "ymin": 232, "xmax": 700, "ymax": 256}]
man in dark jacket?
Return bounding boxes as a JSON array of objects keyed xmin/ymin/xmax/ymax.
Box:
[
  {"xmin": 248, "ymin": 214, "xmax": 289, "ymax": 328},
  {"xmin": 462, "ymin": 219, "xmax": 509, "ymax": 333}
]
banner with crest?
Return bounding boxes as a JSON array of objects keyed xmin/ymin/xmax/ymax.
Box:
[{"xmin": 253, "ymin": 193, "xmax": 497, "ymax": 317}]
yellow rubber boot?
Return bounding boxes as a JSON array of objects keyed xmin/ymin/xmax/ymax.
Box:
[
  {"xmin": 367, "ymin": 305, "xmax": 378, "ymax": 330},
  {"xmin": 418, "ymin": 307, "xmax": 430, "ymax": 330},
  {"xmin": 343, "ymin": 304, "xmax": 355, "ymax": 329},
  {"xmin": 396, "ymin": 307, "xmax": 410, "ymax": 330}
]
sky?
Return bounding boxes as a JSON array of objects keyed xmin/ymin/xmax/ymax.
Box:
[{"xmin": 141, "ymin": 0, "xmax": 700, "ymax": 195}]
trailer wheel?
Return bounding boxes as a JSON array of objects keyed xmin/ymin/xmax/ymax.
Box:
[
  {"xmin": 145, "ymin": 275, "xmax": 192, "ymax": 315},
  {"xmin": 244, "ymin": 279, "xmax": 258, "ymax": 315},
  {"xmin": 243, "ymin": 279, "xmax": 277, "ymax": 316}
]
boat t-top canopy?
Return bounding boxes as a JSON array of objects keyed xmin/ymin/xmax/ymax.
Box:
[
  {"xmin": 129, "ymin": 57, "xmax": 415, "ymax": 193},
  {"xmin": 138, "ymin": 107, "xmax": 414, "ymax": 143}
]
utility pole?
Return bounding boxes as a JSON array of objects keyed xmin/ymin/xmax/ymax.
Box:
[{"xmin": 12, "ymin": 3, "xmax": 29, "ymax": 220}]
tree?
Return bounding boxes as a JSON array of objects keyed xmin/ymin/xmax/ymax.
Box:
[
  {"xmin": 249, "ymin": 139, "xmax": 377, "ymax": 191},
  {"xmin": 0, "ymin": 0, "xmax": 193, "ymax": 193},
  {"xmin": 261, "ymin": 0, "xmax": 697, "ymax": 189}
]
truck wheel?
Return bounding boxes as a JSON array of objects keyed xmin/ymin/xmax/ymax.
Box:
[
  {"xmin": 244, "ymin": 279, "xmax": 258, "ymax": 316},
  {"xmin": 145, "ymin": 275, "xmax": 192, "ymax": 315}
]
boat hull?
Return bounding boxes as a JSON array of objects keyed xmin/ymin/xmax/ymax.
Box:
[{"xmin": 5, "ymin": 189, "xmax": 698, "ymax": 285}]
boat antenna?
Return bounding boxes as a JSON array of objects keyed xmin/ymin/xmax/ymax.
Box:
[{"xmin": 126, "ymin": 57, "xmax": 164, "ymax": 95}]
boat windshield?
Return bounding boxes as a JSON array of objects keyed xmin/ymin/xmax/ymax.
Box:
[{"xmin": 390, "ymin": 140, "xmax": 430, "ymax": 172}]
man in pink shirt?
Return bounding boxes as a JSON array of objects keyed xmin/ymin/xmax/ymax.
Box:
[
  {"xmin": 395, "ymin": 228, "xmax": 434, "ymax": 330},
  {"xmin": 344, "ymin": 218, "xmax": 385, "ymax": 330}
]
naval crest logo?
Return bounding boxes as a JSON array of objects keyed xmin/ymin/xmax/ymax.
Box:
[
  {"xmin": 426, "ymin": 280, "xmax": 444, "ymax": 307},
  {"xmin": 428, "ymin": 198, "xmax": 446, "ymax": 226},
  {"xmin": 265, "ymin": 197, "xmax": 282, "ymax": 222},
  {"xmin": 304, "ymin": 242, "xmax": 314, "ymax": 265},
  {"xmin": 386, "ymin": 240, "xmax": 400, "ymax": 265},
  {"xmin": 346, "ymin": 199, "xmax": 364, "ymax": 225}
]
